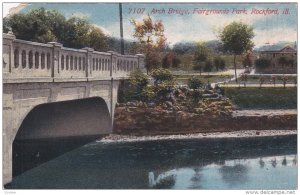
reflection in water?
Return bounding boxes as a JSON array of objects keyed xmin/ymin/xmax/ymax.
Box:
[
  {"xmin": 259, "ymin": 158, "xmax": 265, "ymax": 168},
  {"xmin": 282, "ymin": 157, "xmax": 287, "ymax": 166},
  {"xmin": 190, "ymin": 167, "xmax": 203, "ymax": 189},
  {"xmin": 271, "ymin": 158, "xmax": 277, "ymax": 168},
  {"xmin": 7, "ymin": 135, "xmax": 297, "ymax": 189},
  {"xmin": 219, "ymin": 164, "xmax": 249, "ymax": 187},
  {"xmin": 293, "ymin": 155, "xmax": 297, "ymax": 165},
  {"xmin": 148, "ymin": 171, "xmax": 176, "ymax": 189}
]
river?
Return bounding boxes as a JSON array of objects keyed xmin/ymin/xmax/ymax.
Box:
[{"xmin": 7, "ymin": 135, "xmax": 297, "ymax": 189}]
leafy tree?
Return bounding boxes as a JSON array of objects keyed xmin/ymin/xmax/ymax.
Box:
[
  {"xmin": 162, "ymin": 52, "xmax": 181, "ymax": 69},
  {"xmin": 203, "ymin": 60, "xmax": 213, "ymax": 73},
  {"xmin": 219, "ymin": 57, "xmax": 226, "ymax": 70},
  {"xmin": 255, "ymin": 58, "xmax": 271, "ymax": 69},
  {"xmin": 214, "ymin": 56, "xmax": 226, "ymax": 71},
  {"xmin": 193, "ymin": 42, "xmax": 209, "ymax": 75},
  {"xmin": 219, "ymin": 21, "xmax": 254, "ymax": 82},
  {"xmin": 242, "ymin": 52, "xmax": 253, "ymax": 67},
  {"xmin": 172, "ymin": 42, "xmax": 196, "ymax": 55},
  {"xmin": 3, "ymin": 8, "xmax": 65, "ymax": 42},
  {"xmin": 4, "ymin": 8, "xmax": 108, "ymax": 51},
  {"xmin": 130, "ymin": 15, "xmax": 167, "ymax": 73},
  {"xmin": 87, "ymin": 26, "xmax": 108, "ymax": 51}
]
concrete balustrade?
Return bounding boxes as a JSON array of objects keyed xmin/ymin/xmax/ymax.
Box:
[{"xmin": 3, "ymin": 33, "xmax": 145, "ymax": 83}]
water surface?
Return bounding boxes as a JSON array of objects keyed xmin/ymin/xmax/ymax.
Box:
[{"xmin": 8, "ymin": 135, "xmax": 297, "ymax": 189}]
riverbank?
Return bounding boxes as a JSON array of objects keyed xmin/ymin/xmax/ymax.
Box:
[
  {"xmin": 113, "ymin": 105, "xmax": 297, "ymax": 135},
  {"xmin": 98, "ymin": 129, "xmax": 297, "ymax": 143}
]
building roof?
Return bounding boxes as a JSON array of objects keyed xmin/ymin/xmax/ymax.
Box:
[{"xmin": 259, "ymin": 45, "xmax": 297, "ymax": 53}]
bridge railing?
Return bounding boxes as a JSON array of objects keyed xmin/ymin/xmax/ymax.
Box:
[{"xmin": 3, "ymin": 33, "xmax": 145, "ymax": 83}]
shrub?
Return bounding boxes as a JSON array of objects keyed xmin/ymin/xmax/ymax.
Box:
[
  {"xmin": 188, "ymin": 77, "xmax": 203, "ymax": 89},
  {"xmin": 151, "ymin": 68, "xmax": 175, "ymax": 85},
  {"xmin": 255, "ymin": 58, "xmax": 271, "ymax": 69}
]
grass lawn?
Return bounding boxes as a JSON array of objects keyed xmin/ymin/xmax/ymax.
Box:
[{"xmin": 224, "ymin": 87, "xmax": 297, "ymax": 109}]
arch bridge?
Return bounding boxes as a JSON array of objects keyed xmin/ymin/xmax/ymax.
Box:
[{"xmin": 2, "ymin": 33, "xmax": 145, "ymax": 185}]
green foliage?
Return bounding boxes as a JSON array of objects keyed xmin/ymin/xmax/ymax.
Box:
[
  {"xmin": 219, "ymin": 22, "xmax": 255, "ymax": 55},
  {"xmin": 4, "ymin": 8, "xmax": 108, "ymax": 51},
  {"xmin": 162, "ymin": 52, "xmax": 181, "ymax": 68},
  {"xmin": 225, "ymin": 87, "xmax": 297, "ymax": 109},
  {"xmin": 145, "ymin": 47, "xmax": 162, "ymax": 72},
  {"xmin": 140, "ymin": 85, "xmax": 156, "ymax": 102},
  {"xmin": 278, "ymin": 56, "xmax": 288, "ymax": 67},
  {"xmin": 151, "ymin": 68, "xmax": 175, "ymax": 84},
  {"xmin": 189, "ymin": 89, "xmax": 203, "ymax": 104},
  {"xmin": 188, "ymin": 77, "xmax": 203, "ymax": 89},
  {"xmin": 255, "ymin": 58, "xmax": 271, "ymax": 69},
  {"xmin": 242, "ymin": 53, "xmax": 253, "ymax": 67},
  {"xmin": 203, "ymin": 60, "xmax": 213, "ymax": 72},
  {"xmin": 130, "ymin": 15, "xmax": 166, "ymax": 72},
  {"xmin": 129, "ymin": 69, "xmax": 149, "ymax": 91},
  {"xmin": 193, "ymin": 42, "xmax": 209, "ymax": 64}
]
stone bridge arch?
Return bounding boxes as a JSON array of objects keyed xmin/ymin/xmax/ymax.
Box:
[
  {"xmin": 3, "ymin": 80, "xmax": 120, "ymax": 186},
  {"xmin": 12, "ymin": 97, "xmax": 111, "ymax": 177}
]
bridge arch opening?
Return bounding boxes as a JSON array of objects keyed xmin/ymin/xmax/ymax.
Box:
[{"xmin": 12, "ymin": 97, "xmax": 111, "ymax": 177}]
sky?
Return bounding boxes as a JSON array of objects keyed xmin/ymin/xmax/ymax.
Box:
[{"xmin": 3, "ymin": 2, "xmax": 298, "ymax": 48}]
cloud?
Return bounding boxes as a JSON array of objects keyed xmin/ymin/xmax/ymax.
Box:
[
  {"xmin": 66, "ymin": 11, "xmax": 91, "ymax": 19},
  {"xmin": 3, "ymin": 3, "xmax": 27, "ymax": 18},
  {"xmin": 253, "ymin": 27, "xmax": 297, "ymax": 47}
]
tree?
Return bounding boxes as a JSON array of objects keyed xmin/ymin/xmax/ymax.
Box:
[
  {"xmin": 242, "ymin": 52, "xmax": 253, "ymax": 67},
  {"xmin": 130, "ymin": 15, "xmax": 167, "ymax": 73},
  {"xmin": 162, "ymin": 52, "xmax": 181, "ymax": 69},
  {"xmin": 173, "ymin": 42, "xmax": 196, "ymax": 55},
  {"xmin": 4, "ymin": 8, "xmax": 108, "ymax": 51},
  {"xmin": 193, "ymin": 42, "xmax": 209, "ymax": 75},
  {"xmin": 219, "ymin": 21, "xmax": 254, "ymax": 82},
  {"xmin": 219, "ymin": 58, "xmax": 226, "ymax": 70},
  {"xmin": 214, "ymin": 56, "xmax": 226, "ymax": 71},
  {"xmin": 255, "ymin": 58, "xmax": 271, "ymax": 69},
  {"xmin": 3, "ymin": 8, "xmax": 65, "ymax": 42},
  {"xmin": 203, "ymin": 60, "xmax": 213, "ymax": 73},
  {"xmin": 87, "ymin": 26, "xmax": 108, "ymax": 51}
]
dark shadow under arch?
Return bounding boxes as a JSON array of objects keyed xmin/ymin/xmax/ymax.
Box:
[{"xmin": 13, "ymin": 97, "xmax": 111, "ymax": 177}]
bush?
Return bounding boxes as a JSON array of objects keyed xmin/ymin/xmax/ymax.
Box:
[
  {"xmin": 188, "ymin": 77, "xmax": 203, "ymax": 89},
  {"xmin": 129, "ymin": 69, "xmax": 149, "ymax": 90},
  {"xmin": 255, "ymin": 58, "xmax": 271, "ymax": 69},
  {"xmin": 151, "ymin": 68, "xmax": 175, "ymax": 85},
  {"xmin": 128, "ymin": 69, "xmax": 149, "ymax": 101}
]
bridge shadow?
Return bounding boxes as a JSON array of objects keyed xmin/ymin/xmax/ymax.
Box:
[{"xmin": 12, "ymin": 97, "xmax": 111, "ymax": 178}]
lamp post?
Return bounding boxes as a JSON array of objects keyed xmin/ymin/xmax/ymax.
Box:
[{"xmin": 145, "ymin": 32, "xmax": 152, "ymax": 74}]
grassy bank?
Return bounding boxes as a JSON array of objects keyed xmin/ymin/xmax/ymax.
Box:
[{"xmin": 225, "ymin": 87, "xmax": 297, "ymax": 109}]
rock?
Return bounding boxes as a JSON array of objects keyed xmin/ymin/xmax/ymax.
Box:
[
  {"xmin": 161, "ymin": 103, "xmax": 168, "ymax": 109},
  {"xmin": 256, "ymin": 131, "xmax": 260, "ymax": 135},
  {"xmin": 147, "ymin": 102, "xmax": 156, "ymax": 108},
  {"xmin": 165, "ymin": 101, "xmax": 173, "ymax": 108},
  {"xmin": 118, "ymin": 103, "xmax": 126, "ymax": 107},
  {"xmin": 202, "ymin": 94, "xmax": 218, "ymax": 98},
  {"xmin": 127, "ymin": 102, "xmax": 137, "ymax": 107}
]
